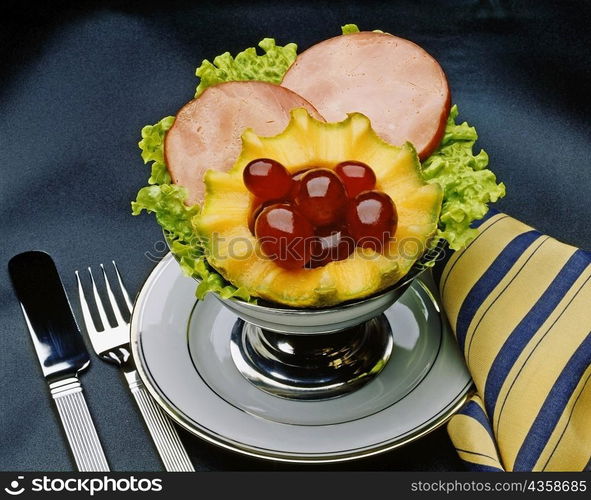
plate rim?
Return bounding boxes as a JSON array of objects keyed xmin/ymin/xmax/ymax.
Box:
[{"xmin": 130, "ymin": 253, "xmax": 474, "ymax": 464}]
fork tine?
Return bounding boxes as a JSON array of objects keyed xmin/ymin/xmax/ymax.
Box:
[
  {"xmin": 88, "ymin": 266, "xmax": 111, "ymax": 330},
  {"xmin": 100, "ymin": 263, "xmax": 126, "ymax": 325},
  {"xmin": 112, "ymin": 261, "xmax": 133, "ymax": 314},
  {"xmin": 75, "ymin": 270, "xmax": 99, "ymax": 335}
]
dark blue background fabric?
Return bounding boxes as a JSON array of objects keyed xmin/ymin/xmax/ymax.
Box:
[{"xmin": 1, "ymin": 0, "xmax": 590, "ymax": 471}]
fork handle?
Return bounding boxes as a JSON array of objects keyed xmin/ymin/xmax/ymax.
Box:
[
  {"xmin": 49, "ymin": 377, "xmax": 110, "ymax": 472},
  {"xmin": 125, "ymin": 370, "xmax": 195, "ymax": 472}
]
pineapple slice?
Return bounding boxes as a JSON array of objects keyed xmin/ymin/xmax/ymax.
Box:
[{"xmin": 195, "ymin": 108, "xmax": 442, "ymax": 307}]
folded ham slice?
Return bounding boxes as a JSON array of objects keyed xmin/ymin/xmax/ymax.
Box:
[
  {"xmin": 164, "ymin": 81, "xmax": 323, "ymax": 205},
  {"xmin": 281, "ymin": 32, "xmax": 450, "ymax": 159}
]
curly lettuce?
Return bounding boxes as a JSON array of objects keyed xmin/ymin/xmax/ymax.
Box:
[
  {"xmin": 132, "ymin": 25, "xmax": 505, "ymax": 302},
  {"xmin": 195, "ymin": 38, "xmax": 297, "ymax": 97},
  {"xmin": 342, "ymin": 24, "xmax": 361, "ymax": 35},
  {"xmin": 133, "ymin": 118, "xmax": 193, "ymax": 241},
  {"xmin": 341, "ymin": 23, "xmax": 383, "ymax": 34},
  {"xmin": 132, "ymin": 117, "xmax": 252, "ymax": 301},
  {"xmin": 423, "ymin": 106, "xmax": 505, "ymax": 249}
]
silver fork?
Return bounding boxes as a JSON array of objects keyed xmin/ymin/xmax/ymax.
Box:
[{"xmin": 75, "ymin": 262, "xmax": 194, "ymax": 472}]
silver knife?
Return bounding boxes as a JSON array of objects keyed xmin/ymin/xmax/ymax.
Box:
[{"xmin": 8, "ymin": 251, "xmax": 110, "ymax": 472}]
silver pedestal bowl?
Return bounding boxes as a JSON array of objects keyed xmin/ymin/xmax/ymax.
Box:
[{"xmin": 172, "ymin": 240, "xmax": 444, "ymax": 401}]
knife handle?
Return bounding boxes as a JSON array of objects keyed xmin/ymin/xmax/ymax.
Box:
[
  {"xmin": 124, "ymin": 370, "xmax": 194, "ymax": 472},
  {"xmin": 49, "ymin": 377, "xmax": 110, "ymax": 472}
]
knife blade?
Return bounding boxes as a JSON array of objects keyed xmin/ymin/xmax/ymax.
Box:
[{"xmin": 8, "ymin": 251, "xmax": 110, "ymax": 472}]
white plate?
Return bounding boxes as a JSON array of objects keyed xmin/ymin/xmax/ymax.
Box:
[{"xmin": 131, "ymin": 254, "xmax": 473, "ymax": 463}]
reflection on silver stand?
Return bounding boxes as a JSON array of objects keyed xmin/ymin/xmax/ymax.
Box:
[{"xmin": 230, "ymin": 315, "xmax": 394, "ymax": 400}]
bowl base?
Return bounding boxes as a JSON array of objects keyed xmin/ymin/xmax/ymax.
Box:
[{"xmin": 230, "ymin": 315, "xmax": 394, "ymax": 400}]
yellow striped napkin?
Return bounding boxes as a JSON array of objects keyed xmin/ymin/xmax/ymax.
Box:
[{"xmin": 441, "ymin": 211, "xmax": 591, "ymax": 471}]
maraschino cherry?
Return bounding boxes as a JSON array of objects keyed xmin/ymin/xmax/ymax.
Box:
[
  {"xmin": 346, "ymin": 190, "xmax": 397, "ymax": 251},
  {"xmin": 335, "ymin": 161, "xmax": 376, "ymax": 198},
  {"xmin": 243, "ymin": 158, "xmax": 293, "ymax": 200},
  {"xmin": 254, "ymin": 203, "xmax": 315, "ymax": 269},
  {"xmin": 293, "ymin": 168, "xmax": 348, "ymax": 227},
  {"xmin": 244, "ymin": 159, "xmax": 397, "ymax": 268}
]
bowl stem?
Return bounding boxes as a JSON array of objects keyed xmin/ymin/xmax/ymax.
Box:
[{"xmin": 229, "ymin": 315, "xmax": 394, "ymax": 400}]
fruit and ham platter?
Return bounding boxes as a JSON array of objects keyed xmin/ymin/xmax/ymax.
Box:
[{"xmin": 132, "ymin": 24, "xmax": 505, "ymax": 308}]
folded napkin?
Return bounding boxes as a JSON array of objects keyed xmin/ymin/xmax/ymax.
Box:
[{"xmin": 441, "ymin": 211, "xmax": 591, "ymax": 471}]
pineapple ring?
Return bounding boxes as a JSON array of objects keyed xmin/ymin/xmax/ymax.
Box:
[{"xmin": 195, "ymin": 108, "xmax": 442, "ymax": 307}]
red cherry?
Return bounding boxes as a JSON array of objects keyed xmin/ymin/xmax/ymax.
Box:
[
  {"xmin": 335, "ymin": 161, "xmax": 377, "ymax": 198},
  {"xmin": 289, "ymin": 169, "xmax": 309, "ymax": 200},
  {"xmin": 293, "ymin": 168, "xmax": 348, "ymax": 227},
  {"xmin": 243, "ymin": 158, "xmax": 293, "ymax": 200},
  {"xmin": 255, "ymin": 203, "xmax": 315, "ymax": 269},
  {"xmin": 308, "ymin": 226, "xmax": 355, "ymax": 268},
  {"xmin": 248, "ymin": 199, "xmax": 276, "ymax": 234},
  {"xmin": 346, "ymin": 190, "xmax": 397, "ymax": 251}
]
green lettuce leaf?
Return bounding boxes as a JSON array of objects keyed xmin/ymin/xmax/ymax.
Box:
[
  {"xmin": 137, "ymin": 117, "xmax": 174, "ymax": 185},
  {"xmin": 422, "ymin": 105, "xmax": 506, "ymax": 250},
  {"xmin": 341, "ymin": 24, "xmax": 361, "ymax": 34},
  {"xmin": 194, "ymin": 38, "xmax": 298, "ymax": 97},
  {"xmin": 341, "ymin": 23, "xmax": 384, "ymax": 34},
  {"xmin": 132, "ymin": 115, "xmax": 252, "ymax": 302}
]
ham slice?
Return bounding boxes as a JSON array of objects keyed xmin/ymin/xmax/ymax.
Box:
[
  {"xmin": 164, "ymin": 81, "xmax": 323, "ymax": 205},
  {"xmin": 281, "ymin": 32, "xmax": 450, "ymax": 159}
]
